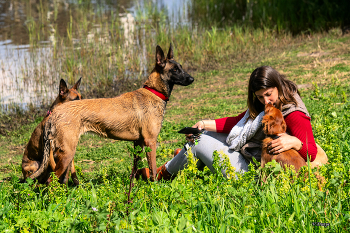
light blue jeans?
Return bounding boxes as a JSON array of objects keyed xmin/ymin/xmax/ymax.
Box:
[{"xmin": 165, "ymin": 131, "xmax": 249, "ymax": 176}]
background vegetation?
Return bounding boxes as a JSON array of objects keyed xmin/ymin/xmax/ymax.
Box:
[
  {"xmin": 0, "ymin": 0, "xmax": 349, "ymax": 231},
  {"xmin": 191, "ymin": 0, "xmax": 350, "ymax": 34}
]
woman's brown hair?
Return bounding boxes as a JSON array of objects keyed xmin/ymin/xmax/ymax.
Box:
[{"xmin": 247, "ymin": 66, "xmax": 300, "ymax": 119}]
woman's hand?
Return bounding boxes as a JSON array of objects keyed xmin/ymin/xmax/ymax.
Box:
[
  {"xmin": 268, "ymin": 133, "xmax": 303, "ymax": 154},
  {"xmin": 185, "ymin": 121, "xmax": 205, "ymax": 143},
  {"xmin": 192, "ymin": 121, "xmax": 205, "ymax": 131},
  {"xmin": 185, "ymin": 120, "xmax": 217, "ymax": 143}
]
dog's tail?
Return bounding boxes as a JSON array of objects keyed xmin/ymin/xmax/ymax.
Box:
[{"xmin": 29, "ymin": 119, "xmax": 54, "ymax": 180}]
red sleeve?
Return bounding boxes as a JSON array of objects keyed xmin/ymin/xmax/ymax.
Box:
[
  {"xmin": 284, "ymin": 111, "xmax": 317, "ymax": 162},
  {"xmin": 215, "ymin": 110, "xmax": 247, "ymax": 134}
]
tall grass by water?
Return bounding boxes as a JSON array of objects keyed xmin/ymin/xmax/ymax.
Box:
[{"xmin": 1, "ymin": 0, "xmax": 349, "ymax": 113}]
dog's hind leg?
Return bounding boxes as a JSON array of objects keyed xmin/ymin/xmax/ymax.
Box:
[
  {"xmin": 53, "ymin": 150, "xmax": 75, "ymax": 184},
  {"xmin": 48, "ymin": 150, "xmax": 79, "ymax": 185},
  {"xmin": 62, "ymin": 161, "xmax": 73, "ymax": 184},
  {"xmin": 49, "ymin": 147, "xmax": 56, "ymax": 171},
  {"xmin": 70, "ymin": 160, "xmax": 79, "ymax": 186}
]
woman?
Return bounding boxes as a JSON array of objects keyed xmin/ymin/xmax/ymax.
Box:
[{"xmin": 137, "ymin": 66, "xmax": 321, "ymax": 180}]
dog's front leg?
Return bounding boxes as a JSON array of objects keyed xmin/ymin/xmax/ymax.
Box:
[
  {"xmin": 132, "ymin": 140, "xmax": 144, "ymax": 178},
  {"xmin": 144, "ymin": 138, "xmax": 157, "ymax": 181}
]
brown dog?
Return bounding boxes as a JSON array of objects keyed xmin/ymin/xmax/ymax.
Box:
[
  {"xmin": 261, "ymin": 103, "xmax": 307, "ymax": 172},
  {"xmin": 22, "ymin": 78, "xmax": 82, "ymax": 184},
  {"xmin": 28, "ymin": 44, "xmax": 194, "ymax": 184}
]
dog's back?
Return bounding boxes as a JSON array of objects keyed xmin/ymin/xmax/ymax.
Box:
[
  {"xmin": 49, "ymin": 88, "xmax": 166, "ymax": 142},
  {"xmin": 274, "ymin": 149, "xmax": 306, "ymax": 172},
  {"xmin": 263, "ymin": 137, "xmax": 306, "ymax": 172},
  {"xmin": 43, "ymin": 93, "xmax": 160, "ymax": 184}
]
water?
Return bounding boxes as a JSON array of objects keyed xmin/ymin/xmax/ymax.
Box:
[
  {"xmin": 0, "ymin": 40, "xmax": 54, "ymax": 111},
  {"xmin": 0, "ymin": 0, "xmax": 191, "ymax": 112}
]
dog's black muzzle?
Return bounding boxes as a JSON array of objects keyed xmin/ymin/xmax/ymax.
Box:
[{"xmin": 184, "ymin": 74, "xmax": 194, "ymax": 86}]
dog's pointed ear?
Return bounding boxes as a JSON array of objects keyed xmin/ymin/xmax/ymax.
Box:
[
  {"xmin": 156, "ymin": 45, "xmax": 166, "ymax": 68},
  {"xmin": 59, "ymin": 79, "xmax": 68, "ymax": 97},
  {"xmin": 72, "ymin": 77, "xmax": 82, "ymax": 90},
  {"xmin": 167, "ymin": 43, "xmax": 174, "ymax": 60}
]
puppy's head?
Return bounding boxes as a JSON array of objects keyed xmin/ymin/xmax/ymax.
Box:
[
  {"xmin": 49, "ymin": 77, "xmax": 83, "ymax": 113},
  {"xmin": 262, "ymin": 102, "xmax": 286, "ymax": 135}
]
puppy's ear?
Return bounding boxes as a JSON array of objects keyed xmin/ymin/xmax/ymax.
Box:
[
  {"xmin": 274, "ymin": 98, "xmax": 282, "ymax": 111},
  {"xmin": 268, "ymin": 112, "xmax": 286, "ymax": 134},
  {"xmin": 72, "ymin": 77, "xmax": 82, "ymax": 90},
  {"xmin": 155, "ymin": 45, "xmax": 166, "ymax": 68},
  {"xmin": 167, "ymin": 43, "xmax": 174, "ymax": 60},
  {"xmin": 262, "ymin": 120, "xmax": 269, "ymax": 134},
  {"xmin": 59, "ymin": 79, "xmax": 68, "ymax": 97}
]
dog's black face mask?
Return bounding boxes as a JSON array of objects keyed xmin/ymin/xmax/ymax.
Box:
[{"xmin": 168, "ymin": 60, "xmax": 194, "ymax": 86}]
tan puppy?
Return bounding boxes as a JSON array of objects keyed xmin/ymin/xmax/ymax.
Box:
[{"xmin": 22, "ymin": 78, "xmax": 82, "ymax": 184}]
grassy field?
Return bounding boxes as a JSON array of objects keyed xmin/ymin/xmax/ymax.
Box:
[{"xmin": 0, "ymin": 27, "xmax": 350, "ymax": 231}]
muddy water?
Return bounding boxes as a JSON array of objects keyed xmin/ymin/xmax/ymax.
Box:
[{"xmin": 0, "ymin": 0, "xmax": 191, "ymax": 112}]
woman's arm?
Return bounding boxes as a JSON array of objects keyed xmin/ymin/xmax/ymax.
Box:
[
  {"xmin": 268, "ymin": 111, "xmax": 317, "ymax": 162},
  {"xmin": 191, "ymin": 120, "xmax": 216, "ymax": 132},
  {"xmin": 186, "ymin": 111, "xmax": 247, "ymax": 142},
  {"xmin": 191, "ymin": 110, "xmax": 247, "ymax": 133},
  {"xmin": 214, "ymin": 111, "xmax": 247, "ymax": 134}
]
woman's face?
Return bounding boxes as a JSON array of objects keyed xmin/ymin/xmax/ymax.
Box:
[{"xmin": 255, "ymin": 87, "xmax": 279, "ymax": 105}]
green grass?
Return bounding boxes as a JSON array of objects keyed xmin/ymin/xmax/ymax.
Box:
[{"xmin": 1, "ymin": 86, "xmax": 350, "ymax": 231}]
